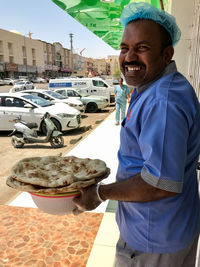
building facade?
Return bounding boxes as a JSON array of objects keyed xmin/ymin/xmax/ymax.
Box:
[
  {"xmin": 0, "ymin": 29, "xmax": 73, "ymax": 78},
  {"xmin": 0, "ymin": 28, "xmax": 44, "ymax": 78},
  {"xmin": 0, "ymin": 28, "xmax": 112, "ymax": 79}
]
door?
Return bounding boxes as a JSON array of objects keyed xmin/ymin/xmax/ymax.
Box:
[
  {"xmin": 91, "ymin": 80, "xmax": 110, "ymax": 100},
  {"xmin": 0, "ymin": 96, "xmax": 41, "ymax": 130}
]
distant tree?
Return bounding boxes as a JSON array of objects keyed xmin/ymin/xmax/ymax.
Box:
[{"xmin": 113, "ymin": 67, "xmax": 121, "ymax": 79}]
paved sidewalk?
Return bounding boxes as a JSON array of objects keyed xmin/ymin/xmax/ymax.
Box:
[{"xmin": 6, "ymin": 110, "xmax": 121, "ymax": 266}]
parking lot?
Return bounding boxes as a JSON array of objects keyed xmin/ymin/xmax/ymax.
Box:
[{"xmin": 0, "ymin": 83, "xmax": 115, "ymax": 204}]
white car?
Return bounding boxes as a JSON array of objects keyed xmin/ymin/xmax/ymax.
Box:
[
  {"xmin": 31, "ymin": 77, "xmax": 47, "ymax": 83},
  {"xmin": 2, "ymin": 78, "xmax": 15, "ymax": 85},
  {"xmin": 0, "ymin": 79, "xmax": 4, "ymax": 86},
  {"xmin": 0, "ymin": 93, "xmax": 81, "ymax": 132},
  {"xmin": 11, "ymin": 81, "xmax": 34, "ymax": 92},
  {"xmin": 20, "ymin": 89, "xmax": 85, "ymax": 112},
  {"xmin": 54, "ymin": 88, "xmax": 109, "ymax": 113}
]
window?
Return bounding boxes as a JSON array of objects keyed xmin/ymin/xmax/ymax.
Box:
[
  {"xmin": 12, "ymin": 98, "xmax": 25, "ymax": 107},
  {"xmin": 56, "ymin": 90, "xmax": 66, "ymax": 97},
  {"xmin": 3, "ymin": 97, "xmax": 25, "ymax": 107},
  {"xmin": 22, "ymin": 46, "xmax": 26, "ymax": 57},
  {"xmin": 0, "ymin": 55, "xmax": 4, "ymax": 61},
  {"xmin": 8, "ymin": 42, "xmax": 13, "ymax": 55},
  {"xmin": 32, "ymin": 48, "xmax": 36, "ymax": 59},
  {"xmin": 67, "ymin": 90, "xmax": 78, "ymax": 97},
  {"xmin": 23, "ymin": 58, "xmax": 27, "ymax": 65},
  {"xmin": 0, "ymin": 96, "xmax": 3, "ymax": 106},
  {"xmin": 92, "ymin": 80, "xmax": 107, "ymax": 87},
  {"xmin": 38, "ymin": 93, "xmax": 51, "ymax": 101},
  {"xmin": 32, "ymin": 60, "xmax": 36, "ymax": 66},
  {"xmin": 9, "ymin": 56, "xmax": 14, "ymax": 63},
  {"xmin": 0, "ymin": 40, "xmax": 3, "ymax": 53}
]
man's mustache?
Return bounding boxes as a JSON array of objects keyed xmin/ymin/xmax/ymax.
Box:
[{"xmin": 122, "ymin": 61, "xmax": 145, "ymax": 68}]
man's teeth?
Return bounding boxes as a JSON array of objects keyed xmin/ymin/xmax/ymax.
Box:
[{"xmin": 127, "ymin": 66, "xmax": 141, "ymax": 71}]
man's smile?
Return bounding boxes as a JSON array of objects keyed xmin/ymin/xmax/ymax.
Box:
[{"xmin": 123, "ymin": 64, "xmax": 146, "ymax": 79}]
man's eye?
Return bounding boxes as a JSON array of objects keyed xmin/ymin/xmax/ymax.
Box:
[
  {"xmin": 138, "ymin": 46, "xmax": 149, "ymax": 51},
  {"xmin": 120, "ymin": 47, "xmax": 128, "ymax": 52}
]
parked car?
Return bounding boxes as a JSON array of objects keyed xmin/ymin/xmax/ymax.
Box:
[
  {"xmin": 20, "ymin": 89, "xmax": 85, "ymax": 112},
  {"xmin": 54, "ymin": 88, "xmax": 109, "ymax": 113},
  {"xmin": 0, "ymin": 79, "xmax": 5, "ymax": 86},
  {"xmin": 2, "ymin": 78, "xmax": 15, "ymax": 85},
  {"xmin": 31, "ymin": 77, "xmax": 47, "ymax": 83},
  {"xmin": 0, "ymin": 93, "xmax": 81, "ymax": 132},
  {"xmin": 11, "ymin": 81, "xmax": 34, "ymax": 92}
]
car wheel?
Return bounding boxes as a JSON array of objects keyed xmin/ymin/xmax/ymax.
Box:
[
  {"xmin": 86, "ymin": 102, "xmax": 98, "ymax": 113},
  {"xmin": 24, "ymin": 87, "xmax": 26, "ymax": 90}
]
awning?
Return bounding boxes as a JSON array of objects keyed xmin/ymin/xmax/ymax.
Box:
[{"xmin": 51, "ymin": 0, "xmax": 166, "ymax": 50}]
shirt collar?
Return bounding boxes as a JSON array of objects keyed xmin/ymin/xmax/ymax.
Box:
[{"xmin": 136, "ymin": 61, "xmax": 177, "ymax": 94}]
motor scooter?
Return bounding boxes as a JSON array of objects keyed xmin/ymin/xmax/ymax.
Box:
[{"xmin": 8, "ymin": 112, "xmax": 64, "ymax": 148}]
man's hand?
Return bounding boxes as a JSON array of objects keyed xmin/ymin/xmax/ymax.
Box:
[{"xmin": 72, "ymin": 184, "xmax": 102, "ymax": 215}]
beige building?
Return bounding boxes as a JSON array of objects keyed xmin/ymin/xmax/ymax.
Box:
[
  {"xmin": 83, "ymin": 57, "xmax": 111, "ymax": 77},
  {"xmin": 43, "ymin": 41, "xmax": 72, "ymax": 77},
  {"xmin": 0, "ymin": 28, "xmax": 44, "ymax": 78},
  {"xmin": 73, "ymin": 53, "xmax": 85, "ymax": 77},
  {"xmin": 107, "ymin": 55, "xmax": 120, "ymax": 78},
  {"xmin": 0, "ymin": 28, "xmax": 73, "ymax": 78},
  {"xmin": 93, "ymin": 58, "xmax": 108, "ymax": 76}
]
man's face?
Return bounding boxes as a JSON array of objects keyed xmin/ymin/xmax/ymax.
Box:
[{"xmin": 119, "ymin": 20, "xmax": 173, "ymax": 87}]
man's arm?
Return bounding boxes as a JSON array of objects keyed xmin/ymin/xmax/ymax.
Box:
[
  {"xmin": 73, "ymin": 173, "xmax": 177, "ymax": 212},
  {"xmin": 99, "ymin": 173, "xmax": 177, "ymax": 202}
]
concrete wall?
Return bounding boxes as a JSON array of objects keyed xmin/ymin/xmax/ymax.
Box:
[{"xmin": 170, "ymin": 0, "xmax": 195, "ymax": 79}]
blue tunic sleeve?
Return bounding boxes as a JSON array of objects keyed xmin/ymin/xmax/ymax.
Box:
[{"xmin": 139, "ymin": 99, "xmax": 191, "ymax": 193}]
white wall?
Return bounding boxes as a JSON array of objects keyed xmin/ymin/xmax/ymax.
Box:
[{"xmin": 170, "ymin": 0, "xmax": 195, "ymax": 79}]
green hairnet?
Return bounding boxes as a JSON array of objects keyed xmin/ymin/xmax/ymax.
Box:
[{"xmin": 120, "ymin": 2, "xmax": 181, "ymax": 46}]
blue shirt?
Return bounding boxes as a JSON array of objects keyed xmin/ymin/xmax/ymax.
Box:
[
  {"xmin": 114, "ymin": 84, "xmax": 130, "ymax": 104},
  {"xmin": 116, "ymin": 62, "xmax": 200, "ymax": 253}
]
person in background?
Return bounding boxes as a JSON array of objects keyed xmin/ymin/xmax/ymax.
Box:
[
  {"xmin": 114, "ymin": 77, "xmax": 130, "ymax": 125},
  {"xmin": 73, "ymin": 2, "xmax": 200, "ymax": 266}
]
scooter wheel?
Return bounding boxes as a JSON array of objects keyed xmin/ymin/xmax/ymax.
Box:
[
  {"xmin": 11, "ymin": 134, "xmax": 24, "ymax": 148},
  {"xmin": 50, "ymin": 135, "xmax": 64, "ymax": 148}
]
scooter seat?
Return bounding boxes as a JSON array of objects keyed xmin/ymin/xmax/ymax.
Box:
[{"xmin": 21, "ymin": 121, "xmax": 38, "ymax": 129}]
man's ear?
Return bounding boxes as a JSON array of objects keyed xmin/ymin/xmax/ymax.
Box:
[{"xmin": 163, "ymin": 46, "xmax": 174, "ymax": 64}]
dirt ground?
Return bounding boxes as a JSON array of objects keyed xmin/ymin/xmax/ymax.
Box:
[{"xmin": 0, "ymin": 83, "xmax": 115, "ymax": 204}]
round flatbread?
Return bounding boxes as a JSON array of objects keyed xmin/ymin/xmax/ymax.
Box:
[
  {"xmin": 7, "ymin": 169, "xmax": 110, "ymax": 194},
  {"xmin": 10, "ymin": 155, "xmax": 109, "ymax": 188}
]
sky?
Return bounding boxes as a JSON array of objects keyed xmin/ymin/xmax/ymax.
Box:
[{"xmin": 0, "ymin": 0, "xmax": 120, "ymax": 59}]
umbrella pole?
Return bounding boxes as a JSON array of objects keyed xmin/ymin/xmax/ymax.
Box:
[{"xmin": 160, "ymin": 0, "xmax": 164, "ymax": 10}]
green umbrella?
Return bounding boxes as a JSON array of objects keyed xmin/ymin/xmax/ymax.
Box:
[{"xmin": 51, "ymin": 0, "xmax": 166, "ymax": 50}]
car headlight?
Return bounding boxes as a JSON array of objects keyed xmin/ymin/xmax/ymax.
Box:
[{"xmin": 57, "ymin": 113, "xmax": 75, "ymax": 118}]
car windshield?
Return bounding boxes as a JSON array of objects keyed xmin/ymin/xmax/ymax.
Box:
[
  {"xmin": 16, "ymin": 82, "xmax": 25, "ymax": 84},
  {"xmin": 76, "ymin": 90, "xmax": 88, "ymax": 97},
  {"xmin": 22, "ymin": 94, "xmax": 52, "ymax": 107},
  {"xmin": 44, "ymin": 90, "xmax": 66, "ymax": 99}
]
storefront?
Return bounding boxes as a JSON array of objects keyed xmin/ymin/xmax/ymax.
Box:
[
  {"xmin": 5, "ymin": 63, "xmax": 18, "ymax": 78},
  {"xmin": 16, "ymin": 65, "xmax": 38, "ymax": 78},
  {"xmin": 59, "ymin": 67, "xmax": 72, "ymax": 77}
]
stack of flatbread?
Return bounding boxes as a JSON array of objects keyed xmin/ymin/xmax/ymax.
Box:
[{"xmin": 6, "ymin": 155, "xmax": 110, "ymax": 194}]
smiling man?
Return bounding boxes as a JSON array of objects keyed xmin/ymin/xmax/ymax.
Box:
[{"xmin": 73, "ymin": 2, "xmax": 200, "ymax": 266}]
